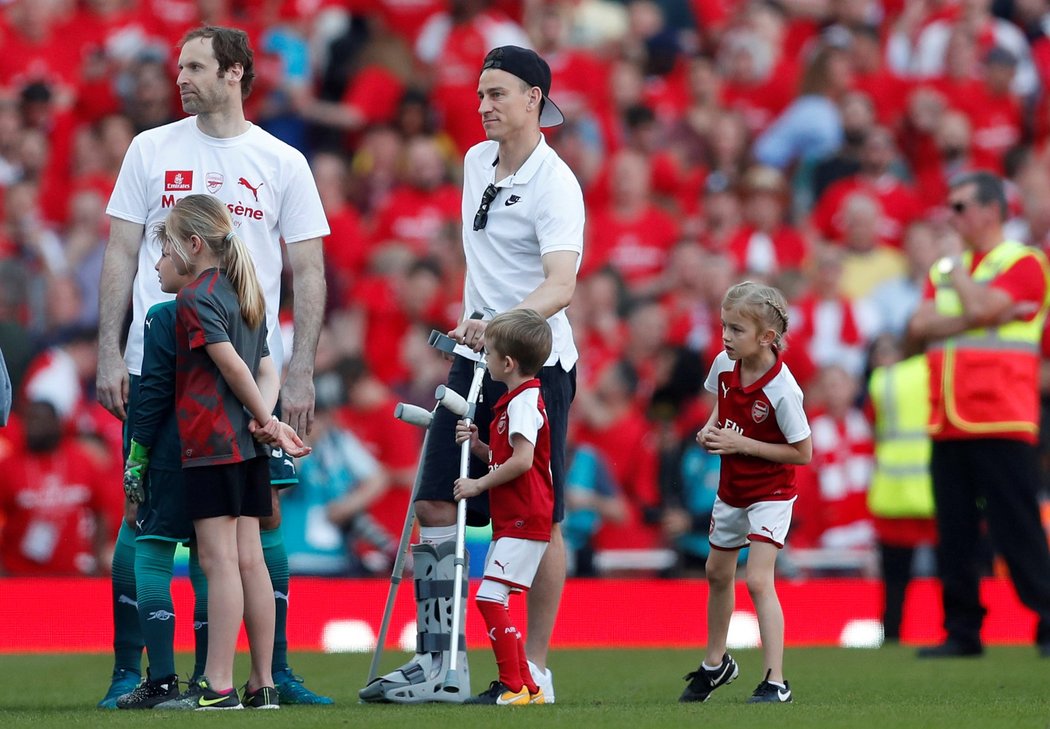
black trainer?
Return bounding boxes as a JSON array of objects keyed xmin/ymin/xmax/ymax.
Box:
[
  {"xmin": 242, "ymin": 684, "xmax": 281, "ymax": 710},
  {"xmin": 680, "ymin": 653, "xmax": 739, "ymax": 703},
  {"xmin": 116, "ymin": 671, "xmax": 179, "ymax": 709},
  {"xmin": 916, "ymin": 640, "xmax": 983, "ymax": 658},
  {"xmin": 155, "ymin": 676, "xmax": 242, "ymax": 710},
  {"xmin": 747, "ymin": 669, "xmax": 792, "ymax": 703}
]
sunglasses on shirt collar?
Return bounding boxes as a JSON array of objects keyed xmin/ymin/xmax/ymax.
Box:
[{"xmin": 473, "ymin": 183, "xmax": 499, "ymax": 231}]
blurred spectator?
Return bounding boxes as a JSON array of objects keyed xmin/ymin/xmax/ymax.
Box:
[
  {"xmin": 847, "ymin": 24, "xmax": 911, "ymax": 129},
  {"xmin": 569, "ymin": 265, "xmax": 629, "ymax": 389},
  {"xmin": 725, "ymin": 165, "xmax": 807, "ymax": 279},
  {"xmin": 913, "ymin": 108, "xmax": 976, "ymax": 211},
  {"xmin": 313, "ymin": 150, "xmax": 368, "ymax": 306},
  {"xmin": 753, "ymin": 43, "xmax": 849, "ymax": 171},
  {"xmin": 717, "ymin": 24, "xmax": 789, "ymax": 136},
  {"xmin": 810, "ymin": 125, "xmax": 923, "ymax": 250},
  {"xmin": 348, "ymin": 125, "xmax": 403, "ymax": 215},
  {"xmin": 660, "ymin": 244, "xmax": 729, "ymax": 368},
  {"xmin": 282, "ymin": 371, "xmax": 393, "ymax": 576},
  {"xmin": 620, "ymin": 296, "xmax": 671, "ymax": 403},
  {"xmin": 809, "ymin": 90, "xmax": 876, "ymax": 201},
  {"xmin": 574, "ymin": 360, "xmax": 663, "ymax": 550},
  {"xmin": 22, "ymin": 324, "xmax": 122, "ymax": 456},
  {"xmin": 689, "ymin": 170, "xmax": 743, "ymax": 252},
  {"xmin": 0, "ymin": 399, "xmax": 121, "ymax": 575},
  {"xmin": 788, "ymin": 245, "xmax": 871, "ymax": 386},
  {"xmin": 661, "ymin": 414, "xmax": 741, "ymax": 575},
  {"xmin": 63, "ymin": 189, "xmax": 109, "ymax": 328},
  {"xmin": 965, "ymin": 46, "xmax": 1024, "ymax": 174},
  {"xmin": 864, "ymin": 220, "xmax": 947, "ymax": 338},
  {"xmin": 866, "ymin": 334, "xmax": 937, "ymax": 643},
  {"xmin": 119, "ymin": 55, "xmax": 177, "ymax": 133},
  {"xmin": 836, "ymin": 193, "xmax": 908, "ymax": 300},
  {"xmin": 562, "ymin": 443, "xmax": 627, "ymax": 576},
  {"xmin": 296, "ymin": 30, "xmax": 414, "ymax": 151},
  {"xmin": 585, "ymin": 148, "xmax": 680, "ymax": 296},
  {"xmin": 334, "ymin": 355, "xmax": 422, "ymax": 547},
  {"xmin": 369, "ymin": 135, "xmax": 460, "ymax": 256},
  {"xmin": 887, "ymin": 0, "xmax": 1038, "ymax": 97},
  {"xmin": 414, "ymin": 0, "xmax": 530, "ymax": 154},
  {"xmin": 527, "ymin": 0, "xmax": 609, "ymax": 125},
  {"xmin": 700, "ymin": 110, "xmax": 751, "ymax": 188},
  {"xmin": 793, "ymin": 364, "xmax": 875, "ymax": 552},
  {"xmin": 348, "ymin": 254, "xmax": 451, "ymax": 389}
]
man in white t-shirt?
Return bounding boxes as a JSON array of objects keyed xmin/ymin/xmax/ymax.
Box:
[
  {"xmin": 95, "ymin": 26, "xmax": 332, "ymax": 708},
  {"xmin": 361, "ymin": 45, "xmax": 584, "ymax": 705}
]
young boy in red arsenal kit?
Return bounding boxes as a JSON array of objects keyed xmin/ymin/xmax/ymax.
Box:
[{"xmin": 453, "ymin": 309, "xmax": 554, "ymax": 706}]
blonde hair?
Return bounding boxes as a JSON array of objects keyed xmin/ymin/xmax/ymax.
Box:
[
  {"xmin": 485, "ymin": 309, "xmax": 552, "ymax": 376},
  {"xmin": 722, "ymin": 280, "xmax": 790, "ymax": 350},
  {"xmin": 154, "ymin": 194, "xmax": 265, "ymax": 329}
]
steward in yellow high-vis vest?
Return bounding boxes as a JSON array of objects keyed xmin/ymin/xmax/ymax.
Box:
[
  {"xmin": 867, "ymin": 349, "xmax": 938, "ymax": 642},
  {"xmin": 907, "ymin": 170, "xmax": 1050, "ymax": 659},
  {"xmin": 868, "ymin": 354, "xmax": 935, "ymax": 521}
]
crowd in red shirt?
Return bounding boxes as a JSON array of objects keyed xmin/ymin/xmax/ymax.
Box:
[{"xmin": 5, "ymin": 0, "xmax": 1050, "ymax": 575}]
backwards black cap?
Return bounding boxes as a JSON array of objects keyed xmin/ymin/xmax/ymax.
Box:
[{"xmin": 481, "ymin": 46, "xmax": 564, "ymax": 128}]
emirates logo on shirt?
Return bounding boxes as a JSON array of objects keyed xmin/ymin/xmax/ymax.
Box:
[
  {"xmin": 165, "ymin": 170, "xmax": 193, "ymax": 191},
  {"xmin": 751, "ymin": 401, "xmax": 769, "ymax": 423}
]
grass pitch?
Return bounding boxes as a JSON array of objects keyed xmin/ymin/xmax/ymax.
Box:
[{"xmin": 0, "ymin": 646, "xmax": 1047, "ymax": 729}]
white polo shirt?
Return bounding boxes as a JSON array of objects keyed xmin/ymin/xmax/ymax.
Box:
[{"xmin": 459, "ymin": 135, "xmax": 585, "ymax": 371}]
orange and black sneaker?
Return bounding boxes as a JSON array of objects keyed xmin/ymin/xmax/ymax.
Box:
[{"xmin": 465, "ymin": 680, "xmax": 530, "ymax": 706}]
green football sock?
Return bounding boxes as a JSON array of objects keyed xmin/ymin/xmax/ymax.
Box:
[
  {"xmin": 189, "ymin": 547, "xmax": 209, "ymax": 680},
  {"xmin": 262, "ymin": 528, "xmax": 289, "ymax": 673},
  {"xmin": 134, "ymin": 539, "xmax": 177, "ymax": 678},
  {"xmin": 111, "ymin": 521, "xmax": 143, "ymax": 674}
]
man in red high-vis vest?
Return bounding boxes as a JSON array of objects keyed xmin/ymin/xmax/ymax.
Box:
[{"xmin": 908, "ymin": 170, "xmax": 1050, "ymax": 659}]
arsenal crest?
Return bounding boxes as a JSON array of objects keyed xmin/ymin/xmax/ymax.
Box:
[
  {"xmin": 497, "ymin": 413, "xmax": 508, "ymax": 435},
  {"xmin": 206, "ymin": 172, "xmax": 224, "ymax": 193},
  {"xmin": 751, "ymin": 400, "xmax": 769, "ymax": 423}
]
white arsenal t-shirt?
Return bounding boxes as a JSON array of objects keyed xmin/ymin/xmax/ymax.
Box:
[
  {"xmin": 107, "ymin": 117, "xmax": 330, "ymax": 375},
  {"xmin": 704, "ymin": 350, "xmax": 811, "ymax": 507}
]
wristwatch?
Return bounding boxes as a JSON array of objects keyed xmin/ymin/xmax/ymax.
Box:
[{"xmin": 937, "ymin": 255, "xmax": 960, "ymax": 276}]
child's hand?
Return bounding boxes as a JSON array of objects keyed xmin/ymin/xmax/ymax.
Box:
[
  {"xmin": 249, "ymin": 415, "xmax": 282, "ymax": 444},
  {"xmin": 455, "ymin": 420, "xmax": 479, "ymax": 447},
  {"xmin": 696, "ymin": 425, "xmax": 717, "ymax": 450},
  {"xmin": 701, "ymin": 425, "xmax": 747, "ymax": 455},
  {"xmin": 453, "ymin": 477, "xmax": 483, "ymax": 501}
]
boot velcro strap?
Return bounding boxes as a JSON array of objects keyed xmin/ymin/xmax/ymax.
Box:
[
  {"xmin": 397, "ymin": 661, "xmax": 428, "ymax": 685},
  {"xmin": 417, "ymin": 632, "xmax": 467, "ymax": 653},
  {"xmin": 415, "ymin": 578, "xmax": 468, "ymax": 600}
]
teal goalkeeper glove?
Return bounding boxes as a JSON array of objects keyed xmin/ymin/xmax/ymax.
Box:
[{"xmin": 123, "ymin": 440, "xmax": 151, "ymax": 504}]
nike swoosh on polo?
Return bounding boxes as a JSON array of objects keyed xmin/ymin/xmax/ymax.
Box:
[
  {"xmin": 198, "ymin": 693, "xmax": 235, "ymax": 707},
  {"xmin": 504, "ymin": 195, "xmax": 522, "ymax": 206}
]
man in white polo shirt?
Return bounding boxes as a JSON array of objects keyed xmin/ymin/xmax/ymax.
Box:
[{"xmin": 361, "ymin": 45, "xmax": 584, "ymax": 705}]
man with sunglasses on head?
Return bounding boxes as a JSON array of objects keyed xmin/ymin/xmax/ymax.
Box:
[
  {"xmin": 908, "ymin": 170, "xmax": 1050, "ymax": 659},
  {"xmin": 360, "ymin": 45, "xmax": 583, "ymax": 705}
]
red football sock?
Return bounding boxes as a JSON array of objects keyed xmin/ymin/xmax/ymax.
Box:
[
  {"xmin": 477, "ymin": 599, "xmax": 524, "ymax": 692},
  {"xmin": 518, "ymin": 636, "xmax": 539, "ymax": 694}
]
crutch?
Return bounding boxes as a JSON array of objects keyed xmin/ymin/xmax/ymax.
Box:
[
  {"xmin": 365, "ymin": 394, "xmax": 470, "ymax": 682},
  {"xmin": 434, "ymin": 347, "xmax": 487, "ymax": 695}
]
